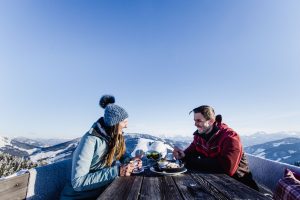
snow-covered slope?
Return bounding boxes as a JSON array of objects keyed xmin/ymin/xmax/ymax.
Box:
[
  {"xmin": 29, "ymin": 138, "xmax": 81, "ymax": 163},
  {"xmin": 244, "ymin": 137, "xmax": 300, "ymax": 165},
  {"xmin": 0, "ymin": 136, "xmax": 39, "ymax": 157},
  {"xmin": 12, "ymin": 137, "xmax": 69, "ymax": 147},
  {"xmin": 241, "ymin": 131, "xmax": 300, "ymax": 147},
  {"xmin": 0, "ymin": 136, "xmax": 10, "ymax": 148}
]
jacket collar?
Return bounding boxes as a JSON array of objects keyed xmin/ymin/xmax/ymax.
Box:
[
  {"xmin": 193, "ymin": 123, "xmax": 220, "ymax": 141},
  {"xmin": 89, "ymin": 117, "xmax": 111, "ymax": 143}
]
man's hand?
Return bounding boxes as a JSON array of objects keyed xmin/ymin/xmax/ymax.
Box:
[{"xmin": 173, "ymin": 146, "xmax": 185, "ymax": 160}]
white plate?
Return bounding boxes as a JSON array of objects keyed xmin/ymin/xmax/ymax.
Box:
[
  {"xmin": 131, "ymin": 167, "xmax": 145, "ymax": 174},
  {"xmin": 150, "ymin": 167, "xmax": 187, "ymax": 176}
]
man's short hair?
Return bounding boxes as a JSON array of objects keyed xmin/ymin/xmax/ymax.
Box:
[{"xmin": 190, "ymin": 105, "xmax": 215, "ymax": 120}]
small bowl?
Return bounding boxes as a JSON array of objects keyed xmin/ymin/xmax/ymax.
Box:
[{"xmin": 158, "ymin": 160, "xmax": 169, "ymax": 168}]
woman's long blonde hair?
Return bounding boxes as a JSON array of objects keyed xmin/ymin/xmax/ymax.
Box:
[{"xmin": 103, "ymin": 124, "xmax": 126, "ymax": 166}]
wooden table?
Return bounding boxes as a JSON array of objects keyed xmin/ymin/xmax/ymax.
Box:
[{"xmin": 97, "ymin": 169, "xmax": 271, "ymax": 200}]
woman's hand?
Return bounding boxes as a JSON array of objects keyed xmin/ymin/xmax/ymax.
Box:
[
  {"xmin": 133, "ymin": 158, "xmax": 143, "ymax": 169},
  {"xmin": 119, "ymin": 158, "xmax": 143, "ymax": 176},
  {"xmin": 120, "ymin": 162, "xmax": 134, "ymax": 176}
]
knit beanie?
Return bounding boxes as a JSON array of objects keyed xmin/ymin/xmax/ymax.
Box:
[{"xmin": 99, "ymin": 95, "xmax": 129, "ymax": 126}]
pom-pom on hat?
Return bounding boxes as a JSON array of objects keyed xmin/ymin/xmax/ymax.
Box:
[{"xmin": 99, "ymin": 95, "xmax": 128, "ymax": 126}]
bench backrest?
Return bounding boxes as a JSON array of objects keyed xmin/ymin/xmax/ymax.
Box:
[
  {"xmin": 26, "ymin": 159, "xmax": 72, "ymax": 200},
  {"xmin": 0, "ymin": 173, "xmax": 29, "ymax": 200},
  {"xmin": 246, "ymin": 153, "xmax": 300, "ymax": 191}
]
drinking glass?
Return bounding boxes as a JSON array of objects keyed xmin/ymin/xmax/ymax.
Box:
[
  {"xmin": 165, "ymin": 152, "xmax": 175, "ymax": 161},
  {"xmin": 145, "ymin": 150, "xmax": 161, "ymax": 168},
  {"xmin": 135, "ymin": 149, "xmax": 145, "ymax": 159},
  {"xmin": 133, "ymin": 149, "xmax": 145, "ymax": 171}
]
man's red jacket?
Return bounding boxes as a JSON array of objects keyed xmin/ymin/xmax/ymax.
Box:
[{"xmin": 184, "ymin": 122, "xmax": 250, "ymax": 177}]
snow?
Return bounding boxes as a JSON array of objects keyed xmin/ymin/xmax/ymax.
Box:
[
  {"xmin": 0, "ymin": 136, "xmax": 11, "ymax": 148},
  {"xmin": 30, "ymin": 143, "xmax": 75, "ymax": 163},
  {"xmin": 25, "ymin": 148, "xmax": 39, "ymax": 155},
  {"xmin": 272, "ymin": 140, "xmax": 295, "ymax": 147},
  {"xmin": 13, "ymin": 146, "xmax": 39, "ymax": 155},
  {"xmin": 0, "ymin": 135, "xmax": 39, "ymax": 155},
  {"xmin": 288, "ymin": 150, "xmax": 296, "ymax": 154},
  {"xmin": 256, "ymin": 152, "xmax": 266, "ymax": 158},
  {"xmin": 253, "ymin": 148, "xmax": 265, "ymax": 154},
  {"xmin": 0, "ymin": 169, "xmax": 28, "ymax": 180},
  {"xmin": 282, "ymin": 156, "xmax": 291, "ymax": 159},
  {"xmin": 252, "ymin": 148, "xmax": 266, "ymax": 158},
  {"xmin": 273, "ymin": 141, "xmax": 286, "ymax": 147}
]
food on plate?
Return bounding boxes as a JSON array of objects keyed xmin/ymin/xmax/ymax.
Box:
[
  {"xmin": 158, "ymin": 159, "xmax": 169, "ymax": 168},
  {"xmin": 165, "ymin": 162, "xmax": 180, "ymax": 169},
  {"xmin": 158, "ymin": 159, "xmax": 182, "ymax": 169},
  {"xmin": 154, "ymin": 159, "xmax": 185, "ymax": 173}
]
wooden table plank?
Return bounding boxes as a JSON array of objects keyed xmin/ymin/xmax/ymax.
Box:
[
  {"xmin": 173, "ymin": 174, "xmax": 217, "ymax": 200},
  {"xmin": 97, "ymin": 176, "xmax": 139, "ymax": 200},
  {"xmin": 190, "ymin": 173, "xmax": 229, "ymax": 200},
  {"xmin": 160, "ymin": 176, "xmax": 182, "ymax": 200},
  {"xmin": 0, "ymin": 173, "xmax": 29, "ymax": 200},
  {"xmin": 140, "ymin": 176, "xmax": 183, "ymax": 200},
  {"xmin": 127, "ymin": 176, "xmax": 143, "ymax": 200},
  {"xmin": 191, "ymin": 173, "xmax": 270, "ymax": 200},
  {"xmin": 140, "ymin": 177, "xmax": 161, "ymax": 200}
]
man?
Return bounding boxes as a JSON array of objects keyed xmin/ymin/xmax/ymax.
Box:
[{"xmin": 173, "ymin": 105, "xmax": 259, "ymax": 190}]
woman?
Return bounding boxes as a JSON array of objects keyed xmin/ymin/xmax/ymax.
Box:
[{"xmin": 60, "ymin": 95, "xmax": 141, "ymax": 200}]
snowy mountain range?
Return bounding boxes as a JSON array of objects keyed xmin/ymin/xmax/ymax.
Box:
[
  {"xmin": 0, "ymin": 133, "xmax": 189, "ymax": 164},
  {"xmin": 244, "ymin": 137, "xmax": 300, "ymax": 165},
  {"xmin": 0, "ymin": 136, "xmax": 39, "ymax": 157},
  {"xmin": 0, "ymin": 135, "xmax": 80, "ymax": 161},
  {"xmin": 13, "ymin": 136, "xmax": 70, "ymax": 147},
  {"xmin": 29, "ymin": 138, "xmax": 81, "ymax": 163},
  {"xmin": 1, "ymin": 131, "xmax": 300, "ymax": 166},
  {"xmin": 240, "ymin": 131, "xmax": 300, "ymax": 147}
]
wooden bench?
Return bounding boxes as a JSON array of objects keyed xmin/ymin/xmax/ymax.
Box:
[
  {"xmin": 0, "ymin": 159, "xmax": 72, "ymax": 200},
  {"xmin": 247, "ymin": 153, "xmax": 300, "ymax": 191},
  {"xmin": 0, "ymin": 173, "xmax": 29, "ymax": 200}
]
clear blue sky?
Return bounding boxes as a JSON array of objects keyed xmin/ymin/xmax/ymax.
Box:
[{"xmin": 1, "ymin": 1, "xmax": 300, "ymax": 139}]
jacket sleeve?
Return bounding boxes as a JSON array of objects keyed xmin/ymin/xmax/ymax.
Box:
[
  {"xmin": 218, "ymin": 136, "xmax": 242, "ymax": 176},
  {"xmin": 184, "ymin": 135, "xmax": 198, "ymax": 155},
  {"xmin": 71, "ymin": 135, "xmax": 119, "ymax": 192}
]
